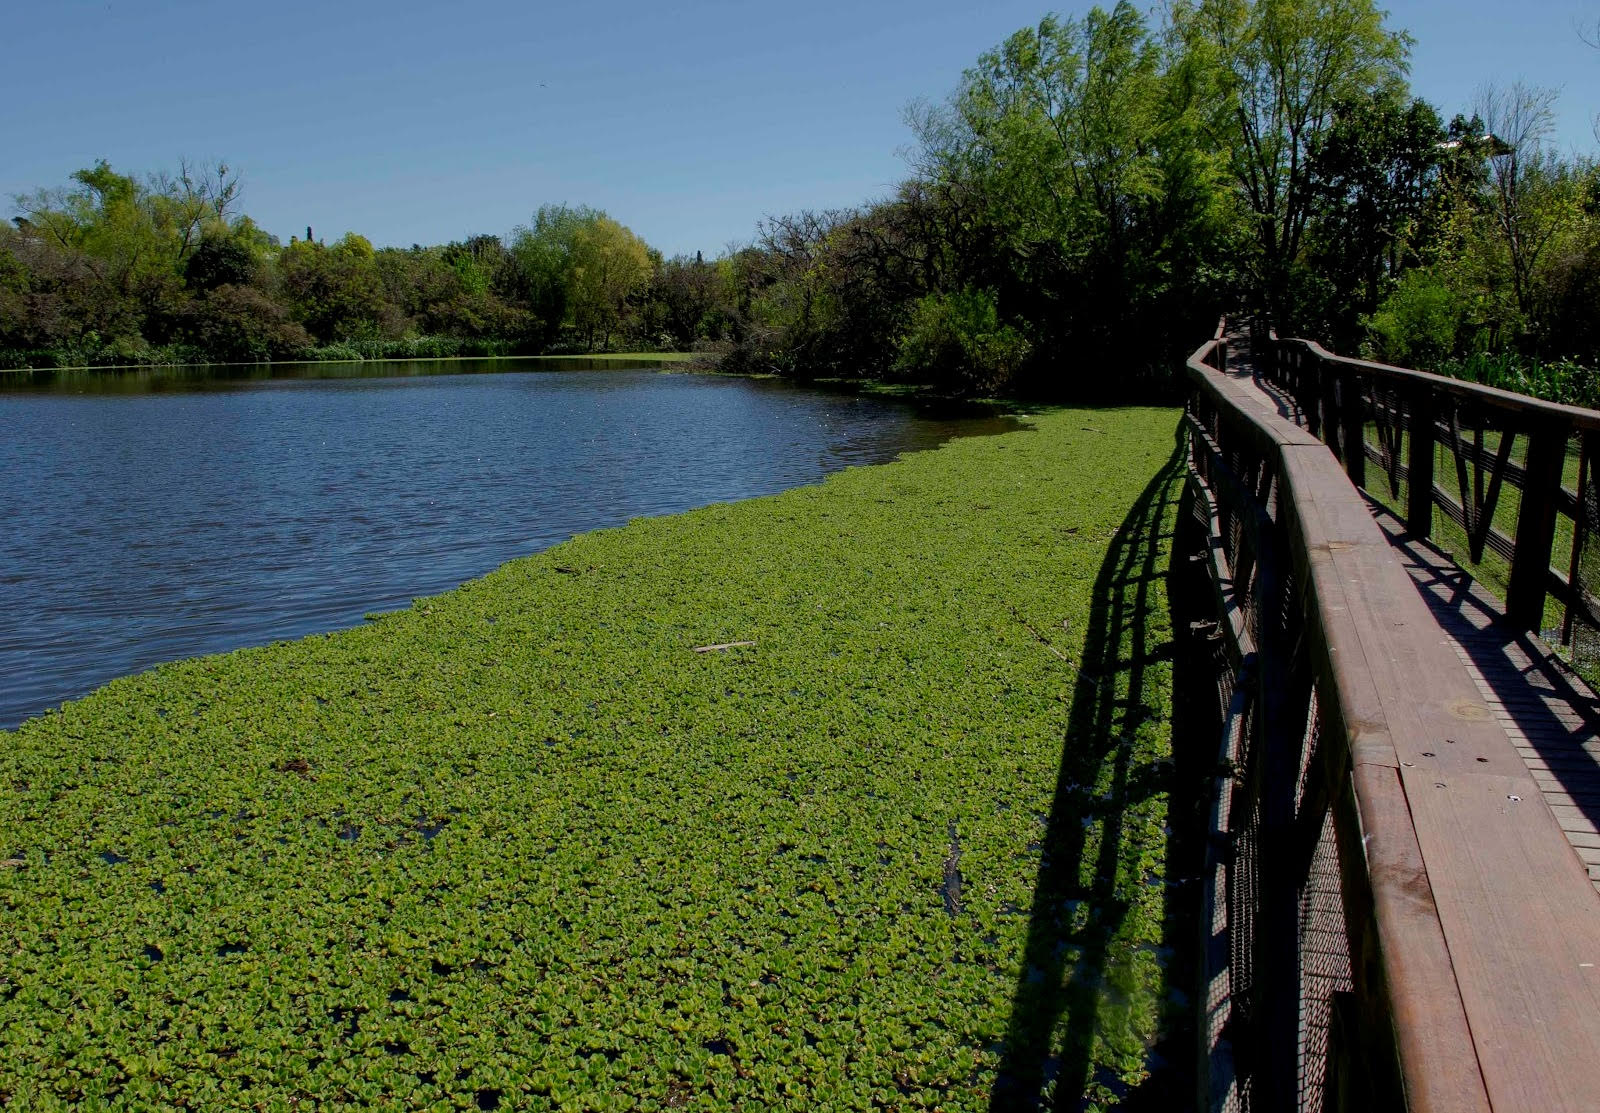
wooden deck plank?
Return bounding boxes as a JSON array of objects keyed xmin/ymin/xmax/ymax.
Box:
[
  {"xmin": 1280, "ymin": 443, "xmax": 1600, "ymax": 1111},
  {"xmin": 1221, "ymin": 359, "xmax": 1600, "ymax": 1109}
]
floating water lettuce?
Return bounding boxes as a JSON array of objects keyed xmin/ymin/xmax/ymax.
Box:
[{"xmin": 0, "ymin": 406, "xmax": 1181, "ymax": 1110}]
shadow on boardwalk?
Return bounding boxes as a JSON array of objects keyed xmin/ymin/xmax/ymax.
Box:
[
  {"xmin": 1371, "ymin": 502, "xmax": 1600, "ymax": 852},
  {"xmin": 990, "ymin": 426, "xmax": 1213, "ymax": 1112}
]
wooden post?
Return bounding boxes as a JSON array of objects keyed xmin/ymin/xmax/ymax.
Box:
[
  {"xmin": 1342, "ymin": 370, "xmax": 1367, "ymax": 488},
  {"xmin": 1320, "ymin": 359, "xmax": 1341, "ymax": 458},
  {"xmin": 1507, "ymin": 423, "xmax": 1567, "ymax": 631},
  {"xmin": 1407, "ymin": 388, "xmax": 1435, "ymax": 539},
  {"xmin": 1563, "ymin": 433, "xmax": 1594, "ymax": 646}
]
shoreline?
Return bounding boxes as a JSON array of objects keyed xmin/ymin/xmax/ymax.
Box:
[{"xmin": 0, "ymin": 351, "xmax": 706, "ymax": 376}]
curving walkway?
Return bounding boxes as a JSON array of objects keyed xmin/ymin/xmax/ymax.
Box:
[{"xmin": 1235, "ymin": 338, "xmax": 1600, "ymax": 892}]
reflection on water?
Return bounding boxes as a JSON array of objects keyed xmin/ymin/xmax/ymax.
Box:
[
  {"xmin": 0, "ymin": 355, "xmax": 689, "ymax": 393},
  {"xmin": 0, "ymin": 362, "xmax": 1014, "ymax": 728}
]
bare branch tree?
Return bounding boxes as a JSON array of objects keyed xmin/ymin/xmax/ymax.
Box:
[
  {"xmin": 158, "ymin": 159, "xmax": 242, "ymax": 265},
  {"xmin": 1473, "ymin": 82, "xmax": 1561, "ymax": 318}
]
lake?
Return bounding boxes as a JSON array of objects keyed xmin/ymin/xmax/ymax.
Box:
[{"xmin": 0, "ymin": 359, "xmax": 1014, "ymax": 728}]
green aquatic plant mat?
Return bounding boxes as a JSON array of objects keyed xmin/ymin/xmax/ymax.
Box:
[{"xmin": 1, "ymin": 407, "xmax": 1183, "ymax": 1110}]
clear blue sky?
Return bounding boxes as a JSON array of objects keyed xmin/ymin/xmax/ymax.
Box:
[{"xmin": 4, "ymin": 0, "xmax": 1597, "ymax": 259}]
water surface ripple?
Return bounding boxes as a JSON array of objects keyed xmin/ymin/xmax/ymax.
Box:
[{"xmin": 1, "ymin": 362, "xmax": 1013, "ymax": 728}]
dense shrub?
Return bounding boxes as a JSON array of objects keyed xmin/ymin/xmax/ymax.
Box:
[
  {"xmin": 893, "ymin": 289, "xmax": 1030, "ymax": 394},
  {"xmin": 1364, "ymin": 268, "xmax": 1472, "ymax": 367},
  {"xmin": 181, "ymin": 284, "xmax": 311, "ymax": 362}
]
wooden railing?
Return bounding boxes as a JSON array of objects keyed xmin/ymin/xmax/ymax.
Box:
[
  {"xmin": 1184, "ymin": 329, "xmax": 1600, "ymax": 1112},
  {"xmin": 1256, "ymin": 328, "xmax": 1600, "ymax": 639}
]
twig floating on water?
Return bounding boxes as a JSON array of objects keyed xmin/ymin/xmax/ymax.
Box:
[{"xmin": 1007, "ymin": 604, "xmax": 1070, "ymax": 661}]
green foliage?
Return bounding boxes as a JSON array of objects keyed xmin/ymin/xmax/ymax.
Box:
[
  {"xmin": 1350, "ymin": 94, "xmax": 1600, "ymax": 371},
  {"xmin": 894, "ymin": 288, "xmax": 1030, "ymax": 393},
  {"xmin": 181, "ymin": 284, "xmax": 312, "ymax": 362},
  {"xmin": 278, "ymin": 236, "xmax": 398, "ymax": 343},
  {"xmin": 505, "ymin": 206, "xmax": 655, "ymax": 352},
  {"xmin": 1180, "ymin": 0, "xmax": 1412, "ymax": 315},
  {"xmin": 183, "ymin": 232, "xmax": 259, "ymax": 293},
  {"xmin": 508, "ymin": 204, "xmax": 592, "ymax": 350},
  {"xmin": 647, "ymin": 254, "xmax": 724, "ymax": 348},
  {"xmin": 907, "ymin": 2, "xmax": 1231, "ymax": 387},
  {"xmin": 2, "ymin": 169, "xmax": 681, "ymax": 369},
  {"xmin": 1363, "ymin": 266, "xmax": 1471, "ymax": 367},
  {"xmin": 1435, "ymin": 351, "xmax": 1600, "ymax": 409},
  {"xmin": 3, "ymin": 160, "xmax": 240, "ymax": 359},
  {"xmin": 567, "ymin": 214, "xmax": 653, "ymax": 350},
  {"xmin": 0, "ymin": 409, "xmax": 1183, "ymax": 1108},
  {"xmin": 1298, "ymin": 94, "xmax": 1459, "ymax": 343}
]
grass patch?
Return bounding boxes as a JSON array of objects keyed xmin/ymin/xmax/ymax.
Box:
[
  {"xmin": 1359, "ymin": 423, "xmax": 1581, "ymax": 638},
  {"xmin": 0, "ymin": 407, "xmax": 1183, "ymax": 1110}
]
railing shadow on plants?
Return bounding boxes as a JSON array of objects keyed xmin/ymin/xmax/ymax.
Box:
[{"xmin": 989, "ymin": 424, "xmax": 1210, "ymax": 1112}]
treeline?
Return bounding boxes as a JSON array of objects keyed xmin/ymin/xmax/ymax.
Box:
[
  {"xmin": 0, "ymin": 168, "xmax": 736, "ymax": 369},
  {"xmin": 5, "ymin": 0, "xmax": 1599, "ymax": 398}
]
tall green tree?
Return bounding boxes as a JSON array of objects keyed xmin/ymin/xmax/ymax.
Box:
[
  {"xmin": 508, "ymin": 205, "xmax": 591, "ymax": 349},
  {"xmin": 567, "ymin": 215, "xmax": 653, "ymax": 350},
  {"xmin": 1299, "ymin": 93, "xmax": 1458, "ymax": 342},
  {"xmin": 910, "ymin": 1, "xmax": 1229, "ymax": 382},
  {"xmin": 507, "ymin": 206, "xmax": 654, "ymax": 351},
  {"xmin": 1180, "ymin": 0, "xmax": 1411, "ymax": 319}
]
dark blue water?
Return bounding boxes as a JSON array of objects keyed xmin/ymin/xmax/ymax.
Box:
[{"xmin": 0, "ymin": 361, "xmax": 1012, "ymax": 728}]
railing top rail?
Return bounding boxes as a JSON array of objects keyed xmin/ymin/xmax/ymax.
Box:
[
  {"xmin": 1277, "ymin": 334, "xmax": 1600, "ymax": 432},
  {"xmin": 1187, "ymin": 335, "xmax": 1600, "ymax": 1112}
]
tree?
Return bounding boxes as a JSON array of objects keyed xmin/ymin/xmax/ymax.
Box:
[
  {"xmin": 1181, "ymin": 0, "xmax": 1411, "ymax": 318},
  {"xmin": 278, "ymin": 233, "xmax": 400, "ymax": 342},
  {"xmin": 1300, "ymin": 93, "xmax": 1453, "ymax": 341},
  {"xmin": 909, "ymin": 2, "xmax": 1229, "ymax": 382},
  {"xmin": 508, "ymin": 205, "xmax": 591, "ymax": 349},
  {"xmin": 566, "ymin": 215, "xmax": 652, "ymax": 350},
  {"xmin": 184, "ymin": 229, "xmax": 259, "ymax": 292},
  {"xmin": 1474, "ymin": 82, "xmax": 1566, "ymax": 323},
  {"xmin": 648, "ymin": 254, "xmax": 722, "ymax": 347},
  {"xmin": 508, "ymin": 206, "xmax": 653, "ymax": 350}
]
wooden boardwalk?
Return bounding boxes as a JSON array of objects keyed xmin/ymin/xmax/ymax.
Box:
[
  {"xmin": 1192, "ymin": 332, "xmax": 1600, "ymax": 1110},
  {"xmin": 1374, "ymin": 510, "xmax": 1600, "ymax": 892},
  {"xmin": 1244, "ymin": 359, "xmax": 1600, "ymax": 893}
]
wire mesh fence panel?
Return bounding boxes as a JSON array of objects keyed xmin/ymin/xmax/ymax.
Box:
[
  {"xmin": 1186, "ymin": 345, "xmax": 1367, "ymax": 1112},
  {"xmin": 1297, "ymin": 806, "xmax": 1352, "ymax": 1113}
]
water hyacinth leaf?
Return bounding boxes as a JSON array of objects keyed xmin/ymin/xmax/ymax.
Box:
[{"xmin": 0, "ymin": 407, "xmax": 1183, "ymax": 1108}]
